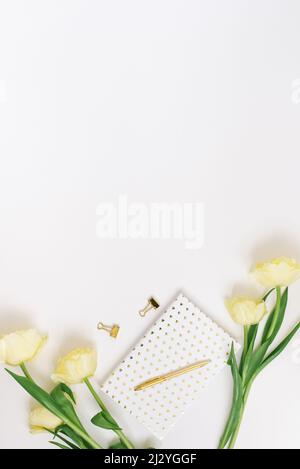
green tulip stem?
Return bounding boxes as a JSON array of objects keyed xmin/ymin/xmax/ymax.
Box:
[
  {"xmin": 84, "ymin": 378, "xmax": 135, "ymax": 449},
  {"xmin": 49, "ymin": 422, "xmax": 103, "ymax": 449},
  {"xmin": 84, "ymin": 377, "xmax": 107, "ymax": 409},
  {"xmin": 56, "ymin": 415, "xmax": 102, "ymax": 449},
  {"xmin": 227, "ymin": 382, "xmax": 252, "ymax": 449},
  {"xmin": 239, "ymin": 326, "xmax": 249, "ymax": 374},
  {"xmin": 219, "ymin": 285, "xmax": 298, "ymax": 449},
  {"xmin": 265, "ymin": 286, "xmax": 281, "ymax": 341},
  {"xmin": 18, "ymin": 365, "xmax": 102, "ymax": 450},
  {"xmin": 20, "ymin": 363, "xmax": 34, "ymax": 382}
]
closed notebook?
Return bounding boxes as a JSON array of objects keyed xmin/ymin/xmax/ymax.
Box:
[{"xmin": 101, "ymin": 293, "xmax": 239, "ymax": 440}]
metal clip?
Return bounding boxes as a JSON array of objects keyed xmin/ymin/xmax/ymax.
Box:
[
  {"xmin": 138, "ymin": 297, "xmax": 160, "ymax": 317},
  {"xmin": 97, "ymin": 322, "xmax": 120, "ymax": 338}
]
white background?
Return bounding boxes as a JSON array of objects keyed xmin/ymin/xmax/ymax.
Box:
[{"xmin": 0, "ymin": 0, "xmax": 300, "ymax": 449}]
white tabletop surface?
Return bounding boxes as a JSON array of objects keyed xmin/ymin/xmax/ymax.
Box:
[{"xmin": 1, "ymin": 1, "xmax": 300, "ymax": 450}]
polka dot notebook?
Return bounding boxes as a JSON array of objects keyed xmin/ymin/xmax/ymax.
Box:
[{"xmin": 101, "ymin": 293, "xmax": 239, "ymax": 440}]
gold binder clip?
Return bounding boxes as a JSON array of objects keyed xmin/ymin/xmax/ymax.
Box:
[
  {"xmin": 138, "ymin": 297, "xmax": 160, "ymax": 317},
  {"xmin": 97, "ymin": 322, "xmax": 120, "ymax": 338}
]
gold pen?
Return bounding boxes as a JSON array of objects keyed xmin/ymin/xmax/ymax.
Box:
[{"xmin": 134, "ymin": 359, "xmax": 210, "ymax": 391}]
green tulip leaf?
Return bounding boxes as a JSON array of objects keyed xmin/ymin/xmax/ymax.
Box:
[
  {"xmin": 247, "ymin": 324, "xmax": 259, "ymax": 348},
  {"xmin": 261, "ymin": 306, "xmax": 277, "ymax": 344},
  {"xmin": 5, "ymin": 370, "xmax": 101, "ymax": 450},
  {"xmin": 109, "ymin": 440, "xmax": 128, "ymax": 449},
  {"xmin": 262, "ymin": 288, "xmax": 275, "ymax": 302},
  {"xmin": 50, "ymin": 384, "xmax": 84, "ymax": 430},
  {"xmin": 49, "ymin": 441, "xmax": 71, "ymax": 449},
  {"xmin": 55, "ymin": 383, "xmax": 76, "ymax": 404},
  {"xmin": 218, "ymin": 343, "xmax": 243, "ymax": 449},
  {"xmin": 51, "ymin": 385, "xmax": 92, "ymax": 448},
  {"xmin": 58, "ymin": 424, "xmax": 90, "ymax": 449},
  {"xmin": 49, "ymin": 429, "xmax": 80, "ymax": 449},
  {"xmin": 91, "ymin": 411, "xmax": 122, "ymax": 431},
  {"xmin": 256, "ymin": 320, "xmax": 300, "ymax": 377},
  {"xmin": 261, "ymin": 288, "xmax": 288, "ymax": 344},
  {"xmin": 244, "ymin": 288, "xmax": 288, "ymax": 384},
  {"xmin": 240, "ymin": 324, "xmax": 258, "ymax": 375},
  {"xmin": 5, "ymin": 369, "xmax": 69, "ymax": 423}
]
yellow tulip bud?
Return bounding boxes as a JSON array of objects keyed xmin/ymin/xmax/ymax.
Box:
[
  {"xmin": 0, "ymin": 329, "xmax": 46, "ymax": 366},
  {"xmin": 251, "ymin": 257, "xmax": 300, "ymax": 288},
  {"xmin": 51, "ymin": 348, "xmax": 97, "ymax": 385},
  {"xmin": 29, "ymin": 406, "xmax": 63, "ymax": 433},
  {"xmin": 225, "ymin": 297, "xmax": 267, "ymax": 326}
]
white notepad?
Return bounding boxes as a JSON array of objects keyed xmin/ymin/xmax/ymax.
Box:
[{"xmin": 101, "ymin": 293, "xmax": 239, "ymax": 440}]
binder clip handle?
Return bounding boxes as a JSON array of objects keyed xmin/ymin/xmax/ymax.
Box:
[
  {"xmin": 139, "ymin": 297, "xmax": 160, "ymax": 317},
  {"xmin": 97, "ymin": 322, "xmax": 120, "ymax": 338}
]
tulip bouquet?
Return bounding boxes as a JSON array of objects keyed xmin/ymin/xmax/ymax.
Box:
[
  {"xmin": 0, "ymin": 333, "xmax": 134, "ymax": 449},
  {"xmin": 219, "ymin": 257, "xmax": 300, "ymax": 449},
  {"xmin": 1, "ymin": 256, "xmax": 300, "ymax": 450}
]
